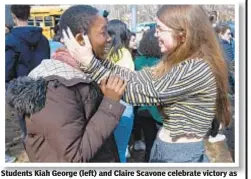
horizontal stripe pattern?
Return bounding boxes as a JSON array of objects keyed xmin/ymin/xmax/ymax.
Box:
[{"xmin": 81, "ymin": 58, "xmax": 217, "ymax": 138}]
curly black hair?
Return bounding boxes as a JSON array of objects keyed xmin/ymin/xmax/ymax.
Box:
[
  {"xmin": 59, "ymin": 5, "xmax": 99, "ymax": 37},
  {"xmin": 138, "ymin": 28, "xmax": 162, "ymax": 58}
]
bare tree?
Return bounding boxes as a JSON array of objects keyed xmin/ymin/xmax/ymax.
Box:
[{"xmin": 33, "ymin": 4, "xmax": 235, "ymax": 24}]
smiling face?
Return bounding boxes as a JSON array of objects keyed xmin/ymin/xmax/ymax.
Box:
[
  {"xmin": 59, "ymin": 5, "xmax": 112, "ymax": 60},
  {"xmin": 129, "ymin": 35, "xmax": 137, "ymax": 50},
  {"xmin": 88, "ymin": 15, "xmax": 111, "ymax": 59},
  {"xmin": 155, "ymin": 18, "xmax": 178, "ymax": 54}
]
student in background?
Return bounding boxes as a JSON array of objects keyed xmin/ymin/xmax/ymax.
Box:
[
  {"xmin": 217, "ymin": 24, "xmax": 234, "ymax": 64},
  {"xmin": 214, "ymin": 23, "xmax": 235, "ymax": 161},
  {"xmin": 134, "ymin": 28, "xmax": 163, "ymax": 161},
  {"xmin": 106, "ymin": 19, "xmax": 135, "ymax": 162},
  {"xmin": 6, "ymin": 5, "xmax": 50, "ymax": 83},
  {"xmin": 126, "ymin": 30, "xmax": 147, "ymax": 152},
  {"xmin": 128, "ymin": 31, "xmax": 139, "ymax": 59},
  {"xmin": 49, "ymin": 23, "xmax": 63, "ymax": 57},
  {"xmin": 5, "ymin": 6, "xmax": 50, "ymax": 155}
]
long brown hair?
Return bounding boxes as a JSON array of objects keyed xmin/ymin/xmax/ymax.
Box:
[{"xmin": 155, "ymin": 5, "xmax": 230, "ymax": 126}]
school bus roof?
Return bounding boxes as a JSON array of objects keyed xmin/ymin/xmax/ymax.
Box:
[{"xmin": 30, "ymin": 5, "xmax": 70, "ymax": 16}]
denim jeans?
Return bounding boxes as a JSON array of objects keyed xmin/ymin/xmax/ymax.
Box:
[
  {"xmin": 114, "ymin": 100, "xmax": 134, "ymax": 163},
  {"xmin": 150, "ymin": 135, "xmax": 209, "ymax": 163}
]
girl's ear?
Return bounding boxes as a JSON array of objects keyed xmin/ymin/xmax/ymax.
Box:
[{"xmin": 75, "ymin": 33, "xmax": 85, "ymax": 46}]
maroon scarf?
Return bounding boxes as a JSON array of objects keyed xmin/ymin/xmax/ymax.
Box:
[{"xmin": 52, "ymin": 48, "xmax": 79, "ymax": 69}]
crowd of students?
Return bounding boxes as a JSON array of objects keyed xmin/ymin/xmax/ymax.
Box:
[{"xmin": 5, "ymin": 4, "xmax": 235, "ymax": 163}]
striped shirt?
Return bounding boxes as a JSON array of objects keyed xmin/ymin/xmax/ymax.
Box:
[{"xmin": 81, "ymin": 57, "xmax": 217, "ymax": 139}]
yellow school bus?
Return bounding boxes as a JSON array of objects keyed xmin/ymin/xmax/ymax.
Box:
[{"xmin": 29, "ymin": 6, "xmax": 70, "ymax": 39}]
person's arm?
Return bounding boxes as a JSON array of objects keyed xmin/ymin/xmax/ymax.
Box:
[
  {"xmin": 82, "ymin": 57, "xmax": 215, "ymax": 106},
  {"xmin": 5, "ymin": 48, "xmax": 16, "ymax": 83},
  {"xmin": 63, "ymin": 28, "xmax": 215, "ymax": 106}
]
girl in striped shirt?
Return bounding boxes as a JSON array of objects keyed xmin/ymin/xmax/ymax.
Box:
[{"xmin": 63, "ymin": 5, "xmax": 230, "ymax": 163}]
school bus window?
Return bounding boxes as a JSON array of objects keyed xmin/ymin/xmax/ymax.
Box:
[
  {"xmin": 55, "ymin": 16, "xmax": 60, "ymax": 25},
  {"xmin": 44, "ymin": 16, "xmax": 53, "ymax": 27},
  {"xmin": 28, "ymin": 21, "xmax": 34, "ymax": 26},
  {"xmin": 44, "ymin": 16, "xmax": 53, "ymax": 21},
  {"xmin": 35, "ymin": 16, "xmax": 43, "ymax": 27},
  {"xmin": 28, "ymin": 17, "xmax": 34, "ymax": 26}
]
